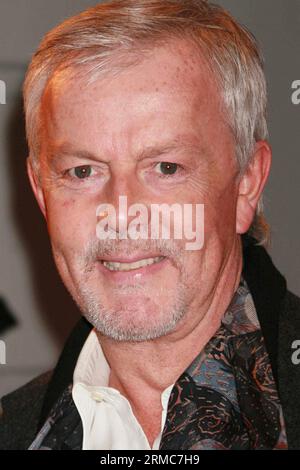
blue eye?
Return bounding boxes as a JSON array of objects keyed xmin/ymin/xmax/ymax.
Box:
[{"xmin": 156, "ymin": 162, "xmax": 178, "ymax": 175}]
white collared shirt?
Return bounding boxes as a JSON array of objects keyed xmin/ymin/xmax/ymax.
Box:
[{"xmin": 72, "ymin": 329, "xmax": 174, "ymax": 450}]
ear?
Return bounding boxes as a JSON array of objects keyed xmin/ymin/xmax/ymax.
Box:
[
  {"xmin": 236, "ymin": 141, "xmax": 272, "ymax": 235},
  {"xmin": 27, "ymin": 157, "xmax": 47, "ymax": 219}
]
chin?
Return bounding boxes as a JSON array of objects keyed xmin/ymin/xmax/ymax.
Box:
[{"xmin": 82, "ymin": 297, "xmax": 184, "ymax": 342}]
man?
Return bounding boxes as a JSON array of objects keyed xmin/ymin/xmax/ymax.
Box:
[{"xmin": 1, "ymin": 0, "xmax": 300, "ymax": 450}]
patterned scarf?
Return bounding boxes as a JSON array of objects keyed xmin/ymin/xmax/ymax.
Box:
[{"xmin": 29, "ymin": 278, "xmax": 288, "ymax": 450}]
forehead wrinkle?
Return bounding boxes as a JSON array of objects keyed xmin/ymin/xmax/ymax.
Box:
[{"xmin": 46, "ymin": 133, "xmax": 209, "ymax": 168}]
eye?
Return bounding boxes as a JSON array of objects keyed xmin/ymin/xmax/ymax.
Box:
[
  {"xmin": 68, "ymin": 165, "xmax": 94, "ymax": 179},
  {"xmin": 155, "ymin": 162, "xmax": 179, "ymax": 176}
]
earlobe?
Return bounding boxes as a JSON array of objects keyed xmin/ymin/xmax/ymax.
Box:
[
  {"xmin": 27, "ymin": 157, "xmax": 47, "ymax": 218},
  {"xmin": 236, "ymin": 195, "xmax": 255, "ymax": 234},
  {"xmin": 236, "ymin": 141, "xmax": 272, "ymax": 235}
]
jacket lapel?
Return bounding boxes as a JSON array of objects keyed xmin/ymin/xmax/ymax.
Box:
[
  {"xmin": 38, "ymin": 317, "xmax": 92, "ymax": 429},
  {"xmin": 242, "ymin": 235, "xmax": 287, "ymax": 385}
]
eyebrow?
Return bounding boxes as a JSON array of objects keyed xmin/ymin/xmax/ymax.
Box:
[
  {"xmin": 49, "ymin": 138, "xmax": 203, "ymax": 164},
  {"xmin": 137, "ymin": 140, "xmax": 201, "ymax": 161},
  {"xmin": 49, "ymin": 146, "xmax": 99, "ymax": 163}
]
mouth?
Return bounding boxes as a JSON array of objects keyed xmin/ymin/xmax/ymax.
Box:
[{"xmin": 100, "ymin": 256, "xmax": 166, "ymax": 272}]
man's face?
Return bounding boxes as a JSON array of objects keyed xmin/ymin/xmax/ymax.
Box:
[{"xmin": 34, "ymin": 41, "xmax": 240, "ymax": 342}]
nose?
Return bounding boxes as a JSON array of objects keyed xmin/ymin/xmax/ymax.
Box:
[{"xmin": 99, "ymin": 169, "xmax": 151, "ymax": 238}]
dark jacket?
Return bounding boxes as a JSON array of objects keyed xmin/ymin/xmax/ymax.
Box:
[{"xmin": 1, "ymin": 236, "xmax": 300, "ymax": 449}]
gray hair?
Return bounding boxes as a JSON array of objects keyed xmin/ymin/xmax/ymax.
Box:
[{"xmin": 23, "ymin": 0, "xmax": 270, "ymax": 245}]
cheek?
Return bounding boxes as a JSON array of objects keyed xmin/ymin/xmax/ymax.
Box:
[
  {"xmin": 45, "ymin": 195, "xmax": 97, "ymax": 252},
  {"xmin": 198, "ymin": 185, "xmax": 238, "ymax": 245}
]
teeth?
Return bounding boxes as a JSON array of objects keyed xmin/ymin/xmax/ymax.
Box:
[{"xmin": 102, "ymin": 256, "xmax": 165, "ymax": 272}]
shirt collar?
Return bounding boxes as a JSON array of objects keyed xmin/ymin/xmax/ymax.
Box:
[
  {"xmin": 73, "ymin": 329, "xmax": 110, "ymax": 387},
  {"xmin": 73, "ymin": 328, "xmax": 174, "ymax": 408}
]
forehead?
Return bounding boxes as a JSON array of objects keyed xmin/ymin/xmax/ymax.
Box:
[
  {"xmin": 46, "ymin": 39, "xmax": 216, "ymax": 94},
  {"xmin": 40, "ymin": 40, "xmax": 227, "ymax": 154}
]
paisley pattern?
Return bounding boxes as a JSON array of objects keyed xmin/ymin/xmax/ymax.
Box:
[{"xmin": 29, "ymin": 278, "xmax": 287, "ymax": 450}]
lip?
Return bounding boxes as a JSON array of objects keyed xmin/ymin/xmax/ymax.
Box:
[
  {"xmin": 97, "ymin": 256, "xmax": 168, "ymax": 283},
  {"xmin": 99, "ymin": 254, "xmax": 165, "ymax": 263}
]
